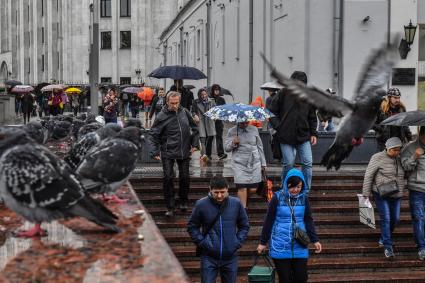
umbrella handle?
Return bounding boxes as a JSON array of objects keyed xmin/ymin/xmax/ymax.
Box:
[{"xmin": 237, "ymin": 123, "xmax": 239, "ymax": 136}]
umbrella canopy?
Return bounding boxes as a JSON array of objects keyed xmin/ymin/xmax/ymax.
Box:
[
  {"xmin": 119, "ymin": 84, "xmax": 133, "ymax": 90},
  {"xmin": 260, "ymin": 81, "xmax": 284, "ymax": 90},
  {"xmin": 34, "ymin": 83, "xmax": 50, "ymax": 94},
  {"xmin": 183, "ymin": 85, "xmax": 196, "ymax": 89},
  {"xmin": 65, "ymin": 87, "xmax": 82, "ymax": 94},
  {"xmin": 5, "ymin": 80, "xmax": 22, "ymax": 87},
  {"xmin": 148, "ymin": 65, "xmax": 207, "ymax": 80},
  {"xmin": 380, "ymin": 111, "xmax": 425, "ymax": 126},
  {"xmin": 41, "ymin": 84, "xmax": 66, "ymax": 92},
  {"xmin": 11, "ymin": 85, "xmax": 34, "ymax": 93},
  {"xmin": 204, "ymin": 103, "xmax": 274, "ymax": 123},
  {"xmin": 137, "ymin": 87, "xmax": 154, "ymax": 101},
  {"xmin": 205, "ymin": 86, "xmax": 233, "ymax": 98},
  {"xmin": 122, "ymin": 86, "xmax": 142, "ymax": 94}
]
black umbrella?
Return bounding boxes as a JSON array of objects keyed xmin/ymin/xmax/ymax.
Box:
[
  {"xmin": 380, "ymin": 111, "xmax": 425, "ymax": 126},
  {"xmin": 34, "ymin": 82, "xmax": 50, "ymax": 95},
  {"xmin": 205, "ymin": 86, "xmax": 234, "ymax": 98},
  {"xmin": 5, "ymin": 80, "xmax": 22, "ymax": 87},
  {"xmin": 183, "ymin": 85, "xmax": 196, "ymax": 90},
  {"xmin": 148, "ymin": 65, "xmax": 207, "ymax": 80}
]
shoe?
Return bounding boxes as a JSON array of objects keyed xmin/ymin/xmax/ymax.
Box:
[
  {"xmin": 165, "ymin": 209, "xmax": 174, "ymax": 218},
  {"xmin": 218, "ymin": 154, "xmax": 228, "ymax": 160},
  {"xmin": 384, "ymin": 247, "xmax": 395, "ymax": 258},
  {"xmin": 378, "ymin": 239, "xmax": 383, "ymax": 247},
  {"xmin": 179, "ymin": 202, "xmax": 188, "ymax": 212},
  {"xmin": 418, "ymin": 249, "xmax": 425, "ymax": 261}
]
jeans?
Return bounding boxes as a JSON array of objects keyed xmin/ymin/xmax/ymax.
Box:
[
  {"xmin": 409, "ymin": 190, "xmax": 425, "ymax": 250},
  {"xmin": 200, "ymin": 136, "xmax": 214, "ymax": 157},
  {"xmin": 273, "ymin": 258, "xmax": 308, "ymax": 283},
  {"xmin": 280, "ymin": 141, "xmax": 313, "ymax": 190},
  {"xmin": 201, "ymin": 255, "xmax": 238, "ymax": 283},
  {"xmin": 215, "ymin": 121, "xmax": 225, "ymax": 156},
  {"xmin": 373, "ymin": 192, "xmax": 401, "ymax": 249},
  {"xmin": 318, "ymin": 120, "xmax": 335, "ymax": 132},
  {"xmin": 162, "ymin": 158, "xmax": 190, "ymax": 209}
]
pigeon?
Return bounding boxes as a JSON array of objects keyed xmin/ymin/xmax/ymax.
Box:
[
  {"xmin": 262, "ymin": 38, "xmax": 398, "ymax": 170},
  {"xmin": 77, "ymin": 122, "xmax": 104, "ymax": 140},
  {"xmin": 76, "ymin": 126, "xmax": 143, "ymax": 203},
  {"xmin": 52, "ymin": 120, "xmax": 72, "ymax": 140},
  {"xmin": 64, "ymin": 123, "xmax": 122, "ymax": 170},
  {"xmin": 0, "ymin": 128, "xmax": 120, "ymax": 237},
  {"xmin": 22, "ymin": 121, "xmax": 49, "ymax": 144},
  {"xmin": 70, "ymin": 118, "xmax": 86, "ymax": 140},
  {"xmin": 124, "ymin": 118, "xmax": 144, "ymax": 129}
]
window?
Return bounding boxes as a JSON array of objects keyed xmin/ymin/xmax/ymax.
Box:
[
  {"xmin": 27, "ymin": 5, "xmax": 30, "ymax": 22},
  {"xmin": 41, "ymin": 27, "xmax": 44, "ymax": 43},
  {"xmin": 101, "ymin": 77, "xmax": 112, "ymax": 83},
  {"xmin": 120, "ymin": 31, "xmax": 131, "ymax": 49},
  {"xmin": 27, "ymin": 58, "xmax": 30, "ymax": 74},
  {"xmin": 100, "ymin": 0, "xmax": 111, "ymax": 18},
  {"xmin": 101, "ymin": 32, "xmax": 111, "ymax": 49},
  {"xmin": 41, "ymin": 0, "xmax": 44, "ymax": 17},
  {"xmin": 120, "ymin": 77, "xmax": 131, "ymax": 84},
  {"xmin": 41, "ymin": 54, "xmax": 44, "ymax": 72},
  {"xmin": 56, "ymin": 0, "xmax": 59, "ymax": 12},
  {"xmin": 120, "ymin": 0, "xmax": 131, "ymax": 17},
  {"xmin": 197, "ymin": 29, "xmax": 201, "ymax": 60}
]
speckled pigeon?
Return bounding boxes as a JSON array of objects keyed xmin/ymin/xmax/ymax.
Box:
[
  {"xmin": 0, "ymin": 128, "xmax": 120, "ymax": 237},
  {"xmin": 76, "ymin": 126, "xmax": 143, "ymax": 203},
  {"xmin": 263, "ymin": 39, "xmax": 398, "ymax": 170},
  {"xmin": 77, "ymin": 122, "xmax": 104, "ymax": 140},
  {"xmin": 22, "ymin": 121, "xmax": 48, "ymax": 144}
]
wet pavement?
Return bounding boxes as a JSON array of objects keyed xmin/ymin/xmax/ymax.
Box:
[{"xmin": 0, "ymin": 185, "xmax": 188, "ymax": 283}]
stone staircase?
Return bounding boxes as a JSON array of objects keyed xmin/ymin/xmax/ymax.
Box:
[{"xmin": 131, "ymin": 172, "xmax": 425, "ymax": 282}]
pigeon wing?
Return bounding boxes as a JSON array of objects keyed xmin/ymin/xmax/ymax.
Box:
[{"xmin": 64, "ymin": 132, "xmax": 100, "ymax": 170}]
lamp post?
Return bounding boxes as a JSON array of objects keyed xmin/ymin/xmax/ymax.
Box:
[
  {"xmin": 135, "ymin": 68, "xmax": 142, "ymax": 84},
  {"xmin": 399, "ymin": 20, "xmax": 417, "ymax": 59},
  {"xmin": 89, "ymin": 0, "xmax": 99, "ymax": 115}
]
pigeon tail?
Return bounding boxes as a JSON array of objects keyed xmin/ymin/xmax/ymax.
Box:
[{"xmin": 321, "ymin": 141, "xmax": 354, "ymax": 171}]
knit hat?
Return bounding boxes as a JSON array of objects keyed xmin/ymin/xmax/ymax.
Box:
[
  {"xmin": 387, "ymin": 87, "xmax": 401, "ymax": 97},
  {"xmin": 385, "ymin": 137, "xmax": 402, "ymax": 149}
]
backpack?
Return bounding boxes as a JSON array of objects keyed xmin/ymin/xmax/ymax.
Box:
[{"xmin": 122, "ymin": 93, "xmax": 128, "ymax": 100}]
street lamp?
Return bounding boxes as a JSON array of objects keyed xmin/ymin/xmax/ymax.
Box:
[
  {"xmin": 399, "ymin": 20, "xmax": 417, "ymax": 59},
  {"xmin": 135, "ymin": 68, "xmax": 142, "ymax": 84}
]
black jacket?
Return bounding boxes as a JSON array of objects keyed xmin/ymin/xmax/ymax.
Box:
[
  {"xmin": 374, "ymin": 106, "xmax": 412, "ymax": 145},
  {"xmin": 181, "ymin": 88, "xmax": 194, "ymax": 111},
  {"xmin": 148, "ymin": 106, "xmax": 199, "ymax": 159},
  {"xmin": 268, "ymin": 89, "xmax": 317, "ymax": 145}
]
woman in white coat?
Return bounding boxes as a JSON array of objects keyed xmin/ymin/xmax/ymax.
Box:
[{"xmin": 225, "ymin": 122, "xmax": 267, "ymax": 208}]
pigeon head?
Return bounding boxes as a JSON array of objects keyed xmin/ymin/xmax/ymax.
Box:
[
  {"xmin": 97, "ymin": 123, "xmax": 122, "ymax": 139},
  {"xmin": 116, "ymin": 126, "xmax": 143, "ymax": 149},
  {"xmin": 0, "ymin": 128, "xmax": 33, "ymax": 155},
  {"xmin": 22, "ymin": 121, "xmax": 45, "ymax": 144},
  {"xmin": 52, "ymin": 121, "xmax": 72, "ymax": 140}
]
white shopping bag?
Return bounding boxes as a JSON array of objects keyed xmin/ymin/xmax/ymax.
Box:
[{"xmin": 357, "ymin": 194, "xmax": 376, "ymax": 229}]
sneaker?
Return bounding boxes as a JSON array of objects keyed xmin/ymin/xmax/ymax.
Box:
[
  {"xmin": 384, "ymin": 247, "xmax": 395, "ymax": 258},
  {"xmin": 418, "ymin": 249, "xmax": 425, "ymax": 261},
  {"xmin": 165, "ymin": 209, "xmax": 174, "ymax": 218},
  {"xmin": 378, "ymin": 239, "xmax": 383, "ymax": 247},
  {"xmin": 218, "ymin": 154, "xmax": 228, "ymax": 160}
]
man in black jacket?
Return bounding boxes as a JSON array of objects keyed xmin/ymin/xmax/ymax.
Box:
[
  {"xmin": 148, "ymin": 91, "xmax": 199, "ymax": 217},
  {"xmin": 211, "ymin": 84, "xmax": 227, "ymax": 160},
  {"xmin": 268, "ymin": 71, "xmax": 317, "ymax": 189}
]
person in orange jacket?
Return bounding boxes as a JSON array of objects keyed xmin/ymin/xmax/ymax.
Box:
[{"xmin": 249, "ymin": 96, "xmax": 265, "ymax": 128}]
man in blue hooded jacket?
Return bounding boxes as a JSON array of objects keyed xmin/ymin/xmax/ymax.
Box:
[{"xmin": 187, "ymin": 176, "xmax": 249, "ymax": 283}]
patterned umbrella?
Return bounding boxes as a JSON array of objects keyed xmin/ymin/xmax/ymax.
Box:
[
  {"xmin": 122, "ymin": 87, "xmax": 143, "ymax": 94},
  {"xmin": 11, "ymin": 85, "xmax": 34, "ymax": 93},
  {"xmin": 204, "ymin": 103, "xmax": 274, "ymax": 123},
  {"xmin": 41, "ymin": 84, "xmax": 66, "ymax": 92}
]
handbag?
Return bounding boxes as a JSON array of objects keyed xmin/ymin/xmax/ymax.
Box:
[
  {"xmin": 257, "ymin": 169, "xmax": 274, "ymax": 202},
  {"xmin": 195, "ymin": 199, "xmax": 227, "ymax": 257},
  {"xmin": 248, "ymin": 254, "xmax": 275, "ymax": 283},
  {"xmin": 376, "ymin": 158, "xmax": 400, "ymax": 198},
  {"xmin": 286, "ymin": 198, "xmax": 311, "ymax": 247}
]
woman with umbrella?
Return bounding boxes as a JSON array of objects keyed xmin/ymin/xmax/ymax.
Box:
[
  {"xmin": 12, "ymin": 85, "xmax": 34, "ymax": 124},
  {"xmin": 66, "ymin": 87, "xmax": 82, "ymax": 116}
]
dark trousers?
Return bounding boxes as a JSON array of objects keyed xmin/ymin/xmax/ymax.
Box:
[
  {"xmin": 273, "ymin": 258, "xmax": 308, "ymax": 283},
  {"xmin": 200, "ymin": 136, "xmax": 214, "ymax": 157},
  {"xmin": 104, "ymin": 117, "xmax": 117, "ymax": 124},
  {"xmin": 162, "ymin": 158, "xmax": 190, "ymax": 209},
  {"xmin": 201, "ymin": 255, "xmax": 238, "ymax": 283},
  {"xmin": 215, "ymin": 120, "xmax": 225, "ymax": 156}
]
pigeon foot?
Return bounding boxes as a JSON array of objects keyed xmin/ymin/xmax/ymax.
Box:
[
  {"xmin": 105, "ymin": 194, "xmax": 128, "ymax": 204},
  {"xmin": 14, "ymin": 223, "xmax": 47, "ymax": 237}
]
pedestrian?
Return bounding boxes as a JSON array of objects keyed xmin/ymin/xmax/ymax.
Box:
[
  {"xmin": 60, "ymin": 90, "xmax": 68, "ymax": 114},
  {"xmin": 120, "ymin": 90, "xmax": 130, "ymax": 118},
  {"xmin": 103, "ymin": 88, "xmax": 119, "ymax": 124},
  {"xmin": 21, "ymin": 92, "xmax": 34, "ymax": 124},
  {"xmin": 401, "ymin": 127, "xmax": 425, "ymax": 261},
  {"xmin": 225, "ymin": 122, "xmax": 266, "ymax": 208},
  {"xmin": 249, "ymin": 96, "xmax": 265, "ymax": 128},
  {"xmin": 14, "ymin": 92, "xmax": 22, "ymax": 117},
  {"xmin": 268, "ymin": 71, "xmax": 317, "ymax": 189},
  {"xmin": 193, "ymin": 88, "xmax": 216, "ymax": 162},
  {"xmin": 187, "ymin": 175, "xmax": 249, "ymax": 283},
  {"xmin": 129, "ymin": 93, "xmax": 142, "ymax": 118},
  {"xmin": 70, "ymin": 92, "xmax": 80, "ymax": 116},
  {"xmin": 317, "ymin": 88, "xmax": 336, "ymax": 132},
  {"xmin": 211, "ymin": 84, "xmax": 227, "ymax": 160},
  {"xmin": 148, "ymin": 91, "xmax": 199, "ymax": 217},
  {"xmin": 51, "ymin": 90, "xmax": 62, "ymax": 116},
  {"xmin": 257, "ymin": 168, "xmax": 321, "ymax": 283},
  {"xmin": 149, "ymin": 87, "xmax": 167, "ymax": 120},
  {"xmin": 97, "ymin": 86, "xmax": 105, "ymax": 115},
  {"xmin": 374, "ymin": 87, "xmax": 412, "ymax": 151},
  {"xmin": 362, "ymin": 137, "xmax": 404, "ymax": 258}
]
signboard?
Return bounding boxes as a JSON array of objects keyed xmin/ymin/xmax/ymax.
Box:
[{"xmin": 392, "ymin": 68, "xmax": 416, "ymax": 85}]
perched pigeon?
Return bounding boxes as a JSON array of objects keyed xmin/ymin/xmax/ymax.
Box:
[
  {"xmin": 22, "ymin": 121, "xmax": 48, "ymax": 144},
  {"xmin": 124, "ymin": 118, "xmax": 144, "ymax": 129},
  {"xmin": 52, "ymin": 120, "xmax": 72, "ymax": 140},
  {"xmin": 263, "ymin": 39, "xmax": 398, "ymax": 170},
  {"xmin": 0, "ymin": 128, "xmax": 120, "ymax": 237},
  {"xmin": 64, "ymin": 123, "xmax": 122, "ymax": 170},
  {"xmin": 70, "ymin": 118, "xmax": 86, "ymax": 140},
  {"xmin": 77, "ymin": 122, "xmax": 103, "ymax": 140},
  {"xmin": 76, "ymin": 127, "xmax": 143, "ymax": 203}
]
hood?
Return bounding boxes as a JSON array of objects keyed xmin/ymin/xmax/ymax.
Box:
[{"xmin": 282, "ymin": 168, "xmax": 307, "ymax": 197}]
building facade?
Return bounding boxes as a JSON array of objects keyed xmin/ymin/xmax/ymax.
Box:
[{"xmin": 159, "ymin": 0, "xmax": 425, "ymax": 111}]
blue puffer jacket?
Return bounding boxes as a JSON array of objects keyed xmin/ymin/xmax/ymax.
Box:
[
  {"xmin": 187, "ymin": 195, "xmax": 249, "ymax": 260},
  {"xmin": 260, "ymin": 168, "xmax": 319, "ymax": 259}
]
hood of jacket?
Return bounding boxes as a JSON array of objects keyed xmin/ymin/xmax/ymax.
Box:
[{"xmin": 282, "ymin": 168, "xmax": 307, "ymax": 198}]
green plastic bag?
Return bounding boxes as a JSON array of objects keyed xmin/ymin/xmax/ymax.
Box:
[{"xmin": 248, "ymin": 254, "xmax": 275, "ymax": 283}]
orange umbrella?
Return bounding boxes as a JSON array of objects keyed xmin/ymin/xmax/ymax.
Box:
[
  {"xmin": 137, "ymin": 87, "xmax": 154, "ymax": 102},
  {"xmin": 249, "ymin": 96, "xmax": 265, "ymax": 128}
]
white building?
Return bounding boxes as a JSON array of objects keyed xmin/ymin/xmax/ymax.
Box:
[
  {"xmin": 158, "ymin": 0, "xmax": 425, "ymax": 111},
  {"xmin": 0, "ymin": 0, "xmax": 178, "ymax": 86}
]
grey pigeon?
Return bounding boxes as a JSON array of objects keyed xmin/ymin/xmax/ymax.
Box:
[
  {"xmin": 124, "ymin": 118, "xmax": 144, "ymax": 129},
  {"xmin": 76, "ymin": 127, "xmax": 143, "ymax": 203},
  {"xmin": 263, "ymin": 39, "xmax": 398, "ymax": 170},
  {"xmin": 22, "ymin": 121, "xmax": 49, "ymax": 144},
  {"xmin": 0, "ymin": 128, "xmax": 120, "ymax": 237},
  {"xmin": 52, "ymin": 120, "xmax": 72, "ymax": 140},
  {"xmin": 77, "ymin": 122, "xmax": 103, "ymax": 140},
  {"xmin": 64, "ymin": 123, "xmax": 122, "ymax": 170},
  {"xmin": 70, "ymin": 118, "xmax": 86, "ymax": 140}
]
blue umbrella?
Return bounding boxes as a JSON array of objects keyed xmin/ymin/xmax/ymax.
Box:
[
  {"xmin": 148, "ymin": 65, "xmax": 207, "ymax": 80},
  {"xmin": 204, "ymin": 103, "xmax": 274, "ymax": 123}
]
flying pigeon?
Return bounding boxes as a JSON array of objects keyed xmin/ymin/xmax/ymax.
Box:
[
  {"xmin": 76, "ymin": 127, "xmax": 143, "ymax": 203},
  {"xmin": 0, "ymin": 128, "xmax": 120, "ymax": 237},
  {"xmin": 64, "ymin": 123, "xmax": 122, "ymax": 170},
  {"xmin": 262, "ymin": 39, "xmax": 398, "ymax": 170}
]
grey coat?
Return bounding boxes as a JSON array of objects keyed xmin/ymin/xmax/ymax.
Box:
[
  {"xmin": 401, "ymin": 140, "xmax": 425, "ymax": 193},
  {"xmin": 225, "ymin": 125, "xmax": 266, "ymax": 184},
  {"xmin": 362, "ymin": 151, "xmax": 405, "ymax": 198},
  {"xmin": 193, "ymin": 98, "xmax": 216, "ymax": 138}
]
